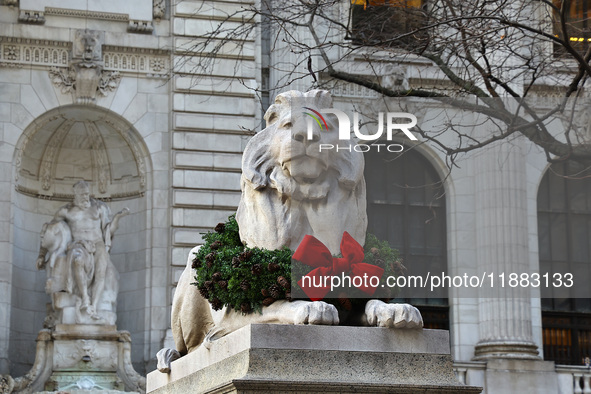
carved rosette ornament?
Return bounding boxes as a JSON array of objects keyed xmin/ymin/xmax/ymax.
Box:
[{"xmin": 48, "ymin": 29, "xmax": 121, "ymax": 104}]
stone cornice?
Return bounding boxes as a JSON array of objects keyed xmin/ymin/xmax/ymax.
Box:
[{"xmin": 44, "ymin": 7, "xmax": 129, "ymax": 21}]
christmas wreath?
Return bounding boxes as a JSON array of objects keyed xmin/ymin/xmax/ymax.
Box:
[{"xmin": 191, "ymin": 215, "xmax": 405, "ymax": 313}]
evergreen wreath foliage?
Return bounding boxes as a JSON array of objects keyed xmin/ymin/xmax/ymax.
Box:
[{"xmin": 191, "ymin": 215, "xmax": 404, "ymax": 313}]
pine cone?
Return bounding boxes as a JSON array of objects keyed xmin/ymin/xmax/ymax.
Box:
[
  {"xmin": 198, "ymin": 286, "xmax": 209, "ymax": 299},
  {"xmin": 215, "ymin": 223, "xmax": 225, "ymax": 233},
  {"xmin": 217, "ymin": 280, "xmax": 228, "ymax": 290},
  {"xmin": 232, "ymin": 256, "xmax": 241, "ymax": 268},
  {"xmin": 212, "ymin": 272, "xmax": 222, "ymax": 282},
  {"xmin": 251, "ymin": 264, "xmax": 263, "ymax": 276},
  {"xmin": 205, "ymin": 253, "xmax": 216, "ymax": 268},
  {"xmin": 210, "ymin": 298, "xmax": 223, "ymax": 311},
  {"xmin": 370, "ymin": 247, "xmax": 380, "ymax": 256},
  {"xmin": 191, "ymin": 257, "xmax": 202, "ymax": 269},
  {"xmin": 267, "ymin": 262, "xmax": 279, "ymax": 272},
  {"xmin": 239, "ymin": 250, "xmax": 254, "ymax": 262},
  {"xmin": 262, "ymin": 297, "xmax": 276, "ymax": 307},
  {"xmin": 210, "ymin": 240, "xmax": 222, "ymax": 250},
  {"xmin": 269, "ymin": 284, "xmax": 282, "ymax": 299},
  {"xmin": 261, "ymin": 288, "xmax": 270, "ymax": 297},
  {"xmin": 285, "ymin": 291, "xmax": 292, "ymax": 301},
  {"xmin": 240, "ymin": 302, "xmax": 252, "ymax": 313},
  {"xmin": 204, "ymin": 280, "xmax": 214, "ymax": 291},
  {"xmin": 238, "ymin": 253, "xmax": 246, "ymax": 262},
  {"xmin": 240, "ymin": 279, "xmax": 250, "ymax": 292},
  {"xmin": 277, "ymin": 276, "xmax": 290, "ymax": 290}
]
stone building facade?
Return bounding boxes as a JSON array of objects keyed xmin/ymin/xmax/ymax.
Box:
[{"xmin": 0, "ymin": 0, "xmax": 589, "ymax": 393}]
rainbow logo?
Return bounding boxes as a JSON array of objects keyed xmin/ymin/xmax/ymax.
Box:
[{"xmin": 303, "ymin": 107, "xmax": 328, "ymax": 131}]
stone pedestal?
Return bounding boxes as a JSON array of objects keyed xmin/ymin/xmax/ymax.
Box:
[
  {"xmin": 10, "ymin": 325, "xmax": 145, "ymax": 393},
  {"xmin": 147, "ymin": 324, "xmax": 481, "ymax": 394}
]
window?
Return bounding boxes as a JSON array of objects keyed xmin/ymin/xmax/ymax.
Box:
[
  {"xmin": 553, "ymin": 0, "xmax": 591, "ymax": 54},
  {"xmin": 364, "ymin": 149, "xmax": 448, "ymax": 329},
  {"xmin": 538, "ymin": 161, "xmax": 591, "ymax": 365},
  {"xmin": 349, "ymin": 0, "xmax": 429, "ymax": 49}
]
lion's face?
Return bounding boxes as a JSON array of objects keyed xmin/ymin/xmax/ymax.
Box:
[
  {"xmin": 267, "ymin": 101, "xmax": 339, "ymax": 187},
  {"xmin": 237, "ymin": 90, "xmax": 367, "ymax": 253},
  {"xmin": 242, "ymin": 90, "xmax": 359, "ymax": 200}
]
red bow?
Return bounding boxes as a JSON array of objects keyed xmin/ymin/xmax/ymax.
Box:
[{"xmin": 294, "ymin": 232, "xmax": 384, "ymax": 301}]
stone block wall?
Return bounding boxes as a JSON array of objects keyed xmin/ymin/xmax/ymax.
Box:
[{"xmin": 169, "ymin": 0, "xmax": 260, "ymax": 297}]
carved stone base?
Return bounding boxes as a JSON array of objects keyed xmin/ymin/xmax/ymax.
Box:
[
  {"xmin": 10, "ymin": 325, "xmax": 145, "ymax": 393},
  {"xmin": 473, "ymin": 340, "xmax": 540, "ymax": 361},
  {"xmin": 147, "ymin": 324, "xmax": 482, "ymax": 394}
]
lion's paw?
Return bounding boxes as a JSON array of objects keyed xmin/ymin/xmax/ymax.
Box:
[
  {"xmin": 365, "ymin": 300, "xmax": 423, "ymax": 328},
  {"xmin": 156, "ymin": 348, "xmax": 181, "ymax": 373},
  {"xmin": 293, "ymin": 301, "xmax": 339, "ymax": 325}
]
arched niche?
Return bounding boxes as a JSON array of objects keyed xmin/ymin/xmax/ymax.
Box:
[
  {"xmin": 15, "ymin": 105, "xmax": 147, "ymax": 201},
  {"xmin": 9, "ymin": 105, "xmax": 153, "ymax": 376}
]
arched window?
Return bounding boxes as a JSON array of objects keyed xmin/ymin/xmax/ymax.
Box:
[
  {"xmin": 364, "ymin": 148, "xmax": 448, "ymax": 329},
  {"xmin": 538, "ymin": 161, "xmax": 591, "ymax": 365}
]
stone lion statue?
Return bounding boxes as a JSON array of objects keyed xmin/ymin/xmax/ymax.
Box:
[{"xmin": 157, "ymin": 90, "xmax": 423, "ymax": 372}]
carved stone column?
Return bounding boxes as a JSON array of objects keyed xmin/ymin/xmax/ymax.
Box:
[{"xmin": 473, "ymin": 140, "xmax": 539, "ymax": 360}]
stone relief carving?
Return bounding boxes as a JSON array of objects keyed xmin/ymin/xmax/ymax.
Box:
[
  {"xmin": 39, "ymin": 119, "xmax": 74, "ymax": 190},
  {"xmin": 73, "ymin": 30, "xmax": 102, "ymax": 61},
  {"xmin": 104, "ymin": 118, "xmax": 147, "ymax": 188},
  {"xmin": 46, "ymin": 29, "xmax": 123, "ymax": 103},
  {"xmin": 117, "ymin": 331, "xmax": 147, "ymax": 393},
  {"xmin": 48, "ymin": 67, "xmax": 76, "ymax": 94},
  {"xmin": 36, "ymin": 181, "xmax": 129, "ymax": 326},
  {"xmin": 85, "ymin": 121, "xmax": 112, "ymax": 194},
  {"xmin": 53, "ymin": 339, "xmax": 118, "ymax": 370}
]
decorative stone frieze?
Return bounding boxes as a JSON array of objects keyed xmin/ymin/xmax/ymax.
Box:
[
  {"xmin": 0, "ymin": 37, "xmax": 69, "ymax": 68},
  {"xmin": 0, "ymin": 36, "xmax": 169, "ymax": 77},
  {"xmin": 44, "ymin": 7, "xmax": 129, "ymax": 21},
  {"xmin": 103, "ymin": 46, "xmax": 169, "ymax": 77}
]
